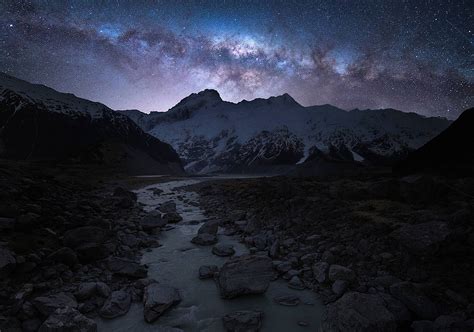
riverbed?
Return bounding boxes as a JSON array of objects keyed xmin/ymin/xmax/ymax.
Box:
[{"xmin": 97, "ymin": 178, "xmax": 325, "ymax": 331}]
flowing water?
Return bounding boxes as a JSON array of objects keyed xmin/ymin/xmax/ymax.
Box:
[{"xmin": 97, "ymin": 178, "xmax": 325, "ymax": 331}]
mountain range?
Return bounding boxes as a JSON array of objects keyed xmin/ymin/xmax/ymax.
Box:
[
  {"xmin": 0, "ymin": 73, "xmax": 182, "ymax": 175},
  {"xmin": 120, "ymin": 89, "xmax": 451, "ymax": 174}
]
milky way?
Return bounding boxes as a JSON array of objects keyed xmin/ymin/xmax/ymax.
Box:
[{"xmin": 0, "ymin": 0, "xmax": 472, "ymax": 118}]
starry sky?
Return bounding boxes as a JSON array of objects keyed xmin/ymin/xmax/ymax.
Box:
[{"xmin": 0, "ymin": 0, "xmax": 472, "ymax": 118}]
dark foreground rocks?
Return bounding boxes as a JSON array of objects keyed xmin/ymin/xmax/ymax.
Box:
[
  {"xmin": 143, "ymin": 283, "xmax": 181, "ymax": 323},
  {"xmin": 39, "ymin": 307, "xmax": 97, "ymax": 332},
  {"xmin": 193, "ymin": 174, "xmax": 474, "ymax": 331},
  {"xmin": 222, "ymin": 310, "xmax": 264, "ymax": 332},
  {"xmin": 217, "ymin": 255, "xmax": 273, "ymax": 299},
  {"xmin": 0, "ymin": 162, "xmax": 163, "ymax": 330}
]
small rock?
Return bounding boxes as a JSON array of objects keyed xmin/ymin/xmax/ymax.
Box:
[
  {"xmin": 191, "ymin": 233, "xmax": 218, "ymax": 246},
  {"xmin": 199, "ymin": 265, "xmax": 219, "ymax": 279},
  {"xmin": 107, "ymin": 257, "xmax": 147, "ymax": 278},
  {"xmin": 99, "ymin": 290, "xmax": 131, "ymax": 319},
  {"xmin": 328, "ymin": 265, "xmax": 355, "ymax": 282},
  {"xmin": 47, "ymin": 247, "xmax": 78, "ymax": 267},
  {"xmin": 32, "ymin": 293, "xmax": 78, "ymax": 317},
  {"xmin": 162, "ymin": 212, "xmax": 183, "ymax": 224},
  {"xmin": 212, "ymin": 244, "xmax": 235, "ymax": 257},
  {"xmin": 158, "ymin": 201, "xmax": 177, "ymax": 214},
  {"xmin": 222, "ymin": 310, "xmax": 263, "ymax": 332},
  {"xmin": 332, "ymin": 280, "xmax": 348, "ymax": 296},
  {"xmin": 143, "ymin": 284, "xmax": 181, "ymax": 323},
  {"xmin": 288, "ymin": 276, "xmax": 305, "ymax": 290},
  {"xmin": 313, "ymin": 262, "xmax": 329, "ymax": 284},
  {"xmin": 198, "ymin": 220, "xmax": 219, "ymax": 235},
  {"xmin": 38, "ymin": 307, "xmax": 97, "ymax": 332},
  {"xmin": 273, "ymin": 295, "xmax": 300, "ymax": 306},
  {"xmin": 0, "ymin": 247, "xmax": 16, "ymax": 276}
]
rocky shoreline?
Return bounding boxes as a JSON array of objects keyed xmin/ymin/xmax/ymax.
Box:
[
  {"xmin": 192, "ymin": 174, "xmax": 474, "ymax": 331},
  {"xmin": 1, "ymin": 164, "xmax": 473, "ymax": 331},
  {"xmin": 0, "ymin": 161, "xmax": 174, "ymax": 331}
]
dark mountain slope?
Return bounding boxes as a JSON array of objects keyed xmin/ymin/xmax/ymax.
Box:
[
  {"xmin": 0, "ymin": 73, "xmax": 183, "ymax": 175},
  {"xmin": 395, "ymin": 107, "xmax": 474, "ymax": 176}
]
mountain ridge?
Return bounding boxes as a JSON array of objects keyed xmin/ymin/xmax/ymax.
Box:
[
  {"xmin": 0, "ymin": 73, "xmax": 183, "ymax": 175},
  {"xmin": 118, "ymin": 89, "xmax": 451, "ymax": 174}
]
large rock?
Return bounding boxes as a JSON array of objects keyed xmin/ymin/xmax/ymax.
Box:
[
  {"xmin": 47, "ymin": 247, "xmax": 78, "ymax": 267},
  {"xmin": 217, "ymin": 255, "xmax": 273, "ymax": 299},
  {"xmin": 222, "ymin": 310, "xmax": 263, "ymax": 332},
  {"xmin": 313, "ymin": 262, "xmax": 329, "ymax": 283},
  {"xmin": 390, "ymin": 222, "xmax": 451, "ymax": 255},
  {"xmin": 198, "ymin": 220, "xmax": 219, "ymax": 235},
  {"xmin": 0, "ymin": 247, "xmax": 16, "ymax": 276},
  {"xmin": 162, "ymin": 212, "xmax": 183, "ymax": 224},
  {"xmin": 107, "ymin": 257, "xmax": 147, "ymax": 278},
  {"xmin": 63, "ymin": 226, "xmax": 106, "ymax": 249},
  {"xmin": 32, "ymin": 293, "xmax": 78, "ymax": 316},
  {"xmin": 140, "ymin": 212, "xmax": 167, "ymax": 232},
  {"xmin": 191, "ymin": 233, "xmax": 218, "ymax": 246},
  {"xmin": 143, "ymin": 284, "xmax": 181, "ymax": 323},
  {"xmin": 328, "ymin": 265, "xmax": 355, "ymax": 282},
  {"xmin": 39, "ymin": 307, "xmax": 97, "ymax": 332},
  {"xmin": 99, "ymin": 290, "xmax": 131, "ymax": 319},
  {"xmin": 199, "ymin": 265, "xmax": 219, "ymax": 279},
  {"xmin": 322, "ymin": 292, "xmax": 398, "ymax": 331},
  {"xmin": 212, "ymin": 244, "xmax": 235, "ymax": 257},
  {"xmin": 389, "ymin": 282, "xmax": 438, "ymax": 320},
  {"xmin": 158, "ymin": 201, "xmax": 177, "ymax": 214}
]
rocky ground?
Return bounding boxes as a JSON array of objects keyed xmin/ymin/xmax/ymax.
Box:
[
  {"xmin": 192, "ymin": 174, "xmax": 474, "ymax": 331},
  {"xmin": 0, "ymin": 161, "xmax": 175, "ymax": 331}
]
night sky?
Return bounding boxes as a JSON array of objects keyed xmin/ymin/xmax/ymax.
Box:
[{"xmin": 0, "ymin": 1, "xmax": 472, "ymax": 118}]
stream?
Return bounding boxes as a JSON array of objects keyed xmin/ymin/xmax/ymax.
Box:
[{"xmin": 97, "ymin": 178, "xmax": 325, "ymax": 331}]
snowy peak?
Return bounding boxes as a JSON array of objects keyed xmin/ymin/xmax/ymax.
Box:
[{"xmin": 171, "ymin": 89, "xmax": 223, "ymax": 111}]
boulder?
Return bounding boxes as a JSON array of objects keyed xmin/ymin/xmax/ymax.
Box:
[
  {"xmin": 212, "ymin": 244, "xmax": 235, "ymax": 257},
  {"xmin": 322, "ymin": 292, "xmax": 398, "ymax": 331},
  {"xmin": 32, "ymin": 293, "xmax": 78, "ymax": 317},
  {"xmin": 0, "ymin": 247, "xmax": 16, "ymax": 276},
  {"xmin": 113, "ymin": 187, "xmax": 137, "ymax": 201},
  {"xmin": 74, "ymin": 242, "xmax": 113, "ymax": 262},
  {"xmin": 47, "ymin": 247, "xmax": 78, "ymax": 267},
  {"xmin": 328, "ymin": 265, "xmax": 355, "ymax": 282},
  {"xmin": 389, "ymin": 282, "xmax": 438, "ymax": 320},
  {"xmin": 107, "ymin": 257, "xmax": 147, "ymax": 278},
  {"xmin": 390, "ymin": 222, "xmax": 451, "ymax": 255},
  {"xmin": 140, "ymin": 212, "xmax": 167, "ymax": 232},
  {"xmin": 288, "ymin": 276, "xmax": 305, "ymax": 290},
  {"xmin": 273, "ymin": 295, "xmax": 300, "ymax": 306},
  {"xmin": 198, "ymin": 220, "xmax": 219, "ymax": 235},
  {"xmin": 39, "ymin": 307, "xmax": 97, "ymax": 332},
  {"xmin": 332, "ymin": 280, "xmax": 349, "ymax": 296},
  {"xmin": 99, "ymin": 290, "xmax": 131, "ymax": 319},
  {"xmin": 199, "ymin": 265, "xmax": 219, "ymax": 279},
  {"xmin": 162, "ymin": 212, "xmax": 183, "ymax": 224},
  {"xmin": 313, "ymin": 262, "xmax": 329, "ymax": 283},
  {"xmin": 158, "ymin": 201, "xmax": 177, "ymax": 214},
  {"xmin": 143, "ymin": 284, "xmax": 181, "ymax": 323},
  {"xmin": 63, "ymin": 226, "xmax": 106, "ymax": 249},
  {"xmin": 75, "ymin": 282, "xmax": 97, "ymax": 301},
  {"xmin": 222, "ymin": 310, "xmax": 263, "ymax": 332},
  {"xmin": 217, "ymin": 255, "xmax": 273, "ymax": 299},
  {"xmin": 191, "ymin": 233, "xmax": 218, "ymax": 246}
]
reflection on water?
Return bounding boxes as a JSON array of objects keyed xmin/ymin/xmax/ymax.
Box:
[{"xmin": 97, "ymin": 178, "xmax": 325, "ymax": 331}]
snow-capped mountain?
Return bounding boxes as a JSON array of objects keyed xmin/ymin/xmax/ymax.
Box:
[
  {"xmin": 120, "ymin": 89, "xmax": 451, "ymax": 174},
  {"xmin": 0, "ymin": 73, "xmax": 182, "ymax": 174}
]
